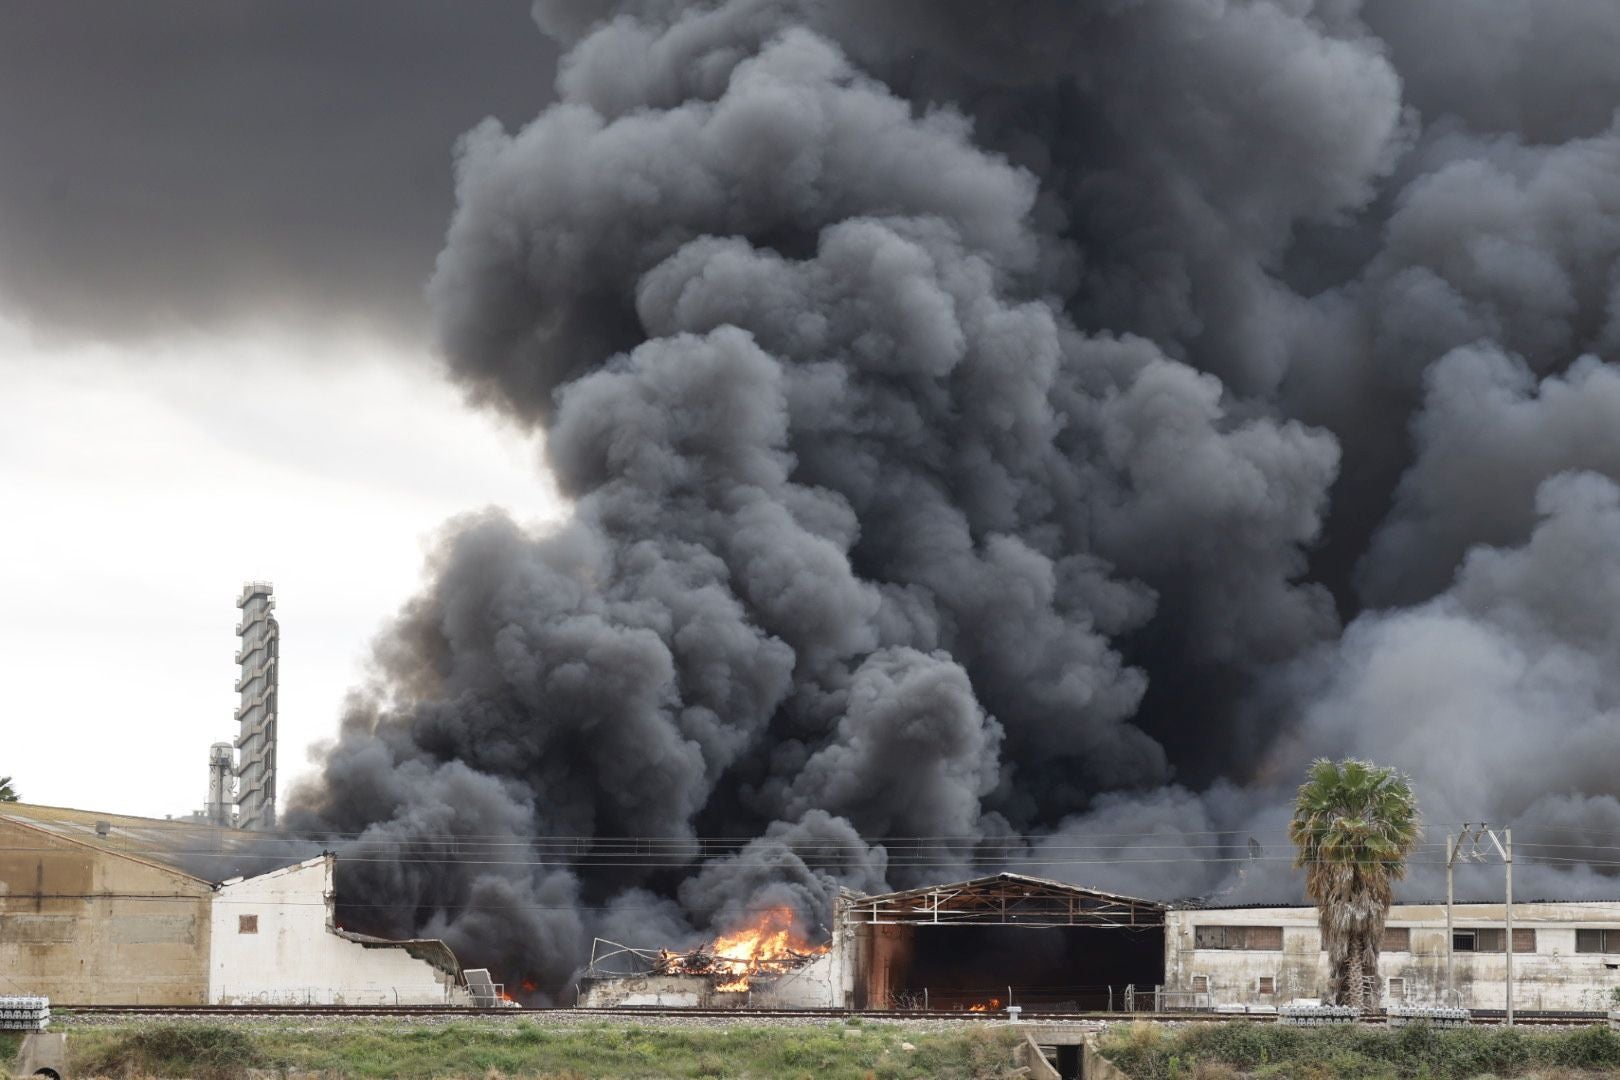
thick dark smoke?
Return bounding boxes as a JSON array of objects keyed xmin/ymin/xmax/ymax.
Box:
[
  {"xmin": 287, "ymin": 1, "xmax": 1620, "ymax": 994},
  {"xmin": 0, "ymin": 1, "xmax": 555, "ymax": 343}
]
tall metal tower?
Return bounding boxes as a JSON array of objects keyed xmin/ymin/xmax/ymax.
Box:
[{"xmin": 234, "ymin": 582, "xmax": 279, "ymax": 830}]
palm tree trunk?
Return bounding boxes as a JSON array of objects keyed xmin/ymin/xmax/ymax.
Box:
[
  {"xmin": 1345, "ymin": 949, "xmax": 1364, "ymax": 1010},
  {"xmin": 1363, "ymin": 933, "xmax": 1381, "ymax": 1010}
]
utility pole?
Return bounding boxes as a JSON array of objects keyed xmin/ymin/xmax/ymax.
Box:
[
  {"xmin": 1453, "ymin": 823, "xmax": 1515, "ymax": 1023},
  {"xmin": 1485, "ymin": 827, "xmax": 1514, "ymax": 1025},
  {"xmin": 1447, "ymin": 824, "xmax": 1486, "ymax": 1006},
  {"xmin": 1446, "ymin": 830, "xmax": 1456, "ymax": 1003}
]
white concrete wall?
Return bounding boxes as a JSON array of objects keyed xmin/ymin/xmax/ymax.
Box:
[
  {"xmin": 579, "ymin": 974, "xmax": 714, "ymax": 1008},
  {"xmin": 1167, "ymin": 902, "xmax": 1620, "ymax": 1012},
  {"xmin": 208, "ymin": 855, "xmax": 464, "ymax": 1005}
]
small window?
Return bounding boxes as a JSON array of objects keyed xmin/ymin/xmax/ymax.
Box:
[
  {"xmin": 1247, "ymin": 926, "xmax": 1284, "ymax": 950},
  {"xmin": 1452, "ymin": 928, "xmax": 1529, "ymax": 953},
  {"xmin": 1388, "ymin": 977, "xmax": 1405, "ymax": 1001},
  {"xmin": 238, "ymin": 915, "xmax": 258, "ymax": 935},
  {"xmin": 1577, "ymin": 929, "xmax": 1620, "ymax": 953},
  {"xmin": 1257, "ymin": 976, "xmax": 1275, "ymax": 995},
  {"xmin": 1191, "ymin": 975, "xmax": 1209, "ymax": 993},
  {"xmin": 1194, "ymin": 925, "xmax": 1284, "ymax": 951},
  {"xmin": 1381, "ymin": 927, "xmax": 1410, "ymax": 951}
]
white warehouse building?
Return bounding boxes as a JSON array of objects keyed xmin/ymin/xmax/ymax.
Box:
[{"xmin": 1167, "ymin": 901, "xmax": 1620, "ymax": 1013}]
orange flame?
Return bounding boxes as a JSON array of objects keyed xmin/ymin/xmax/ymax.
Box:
[
  {"xmin": 521, "ymin": 978, "xmax": 539, "ymax": 993},
  {"xmin": 706, "ymin": 907, "xmax": 828, "ymax": 992},
  {"xmin": 967, "ymin": 997, "xmax": 1004, "ymax": 1013}
]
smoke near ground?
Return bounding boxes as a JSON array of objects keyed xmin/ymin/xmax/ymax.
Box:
[{"xmin": 285, "ymin": 1, "xmax": 1620, "ymax": 995}]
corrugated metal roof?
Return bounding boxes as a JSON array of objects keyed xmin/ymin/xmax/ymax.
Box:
[
  {"xmin": 0, "ymin": 801, "xmax": 311, "ymax": 885},
  {"xmin": 852, "ymin": 871, "xmax": 1168, "ymax": 910}
]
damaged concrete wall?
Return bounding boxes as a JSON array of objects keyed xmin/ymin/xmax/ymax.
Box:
[
  {"xmin": 209, "ymin": 855, "xmax": 464, "ymax": 1005},
  {"xmin": 578, "ymin": 973, "xmax": 717, "ymax": 1008},
  {"xmin": 1166, "ymin": 903, "xmax": 1620, "ymax": 1011},
  {"xmin": 854, "ymin": 922, "xmax": 914, "ymax": 1009},
  {"xmin": 0, "ymin": 816, "xmax": 213, "ymax": 1004}
]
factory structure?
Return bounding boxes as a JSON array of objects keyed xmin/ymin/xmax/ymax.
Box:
[
  {"xmin": 232, "ymin": 581, "xmax": 279, "ymax": 830},
  {"xmin": 183, "ymin": 582, "xmax": 282, "ymax": 829},
  {"xmin": 580, "ymin": 873, "xmax": 1620, "ymax": 1015}
]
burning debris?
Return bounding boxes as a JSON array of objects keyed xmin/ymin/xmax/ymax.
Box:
[
  {"xmin": 578, "ymin": 904, "xmax": 844, "ymax": 1008},
  {"xmin": 653, "ymin": 908, "xmax": 830, "ymax": 993}
]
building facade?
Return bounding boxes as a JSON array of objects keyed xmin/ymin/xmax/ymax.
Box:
[
  {"xmin": 209, "ymin": 855, "xmax": 465, "ymax": 1005},
  {"xmin": 234, "ymin": 582, "xmax": 279, "ymax": 830},
  {"xmin": 0, "ymin": 812, "xmax": 214, "ymax": 1003},
  {"xmin": 1166, "ymin": 902, "xmax": 1620, "ymax": 1013},
  {"xmin": 0, "ymin": 803, "xmax": 468, "ymax": 1006}
]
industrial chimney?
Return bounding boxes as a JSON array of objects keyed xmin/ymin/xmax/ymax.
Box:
[
  {"xmin": 205, "ymin": 742, "xmax": 235, "ymax": 826},
  {"xmin": 233, "ymin": 582, "xmax": 279, "ymax": 830}
]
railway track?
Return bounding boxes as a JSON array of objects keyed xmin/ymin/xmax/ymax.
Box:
[{"xmin": 47, "ymin": 1004, "xmax": 1611, "ymax": 1025}]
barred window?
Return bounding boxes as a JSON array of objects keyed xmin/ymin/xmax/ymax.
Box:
[
  {"xmin": 1454, "ymin": 928, "xmax": 1535, "ymax": 953},
  {"xmin": 238, "ymin": 915, "xmax": 258, "ymax": 935},
  {"xmin": 1257, "ymin": 976, "xmax": 1276, "ymax": 995},
  {"xmin": 1191, "ymin": 975, "xmax": 1209, "ymax": 993},
  {"xmin": 1387, "ymin": 978, "xmax": 1405, "ymax": 1001},
  {"xmin": 1381, "ymin": 927, "xmax": 1410, "ymax": 951},
  {"xmin": 1194, "ymin": 925, "xmax": 1284, "ymax": 950}
]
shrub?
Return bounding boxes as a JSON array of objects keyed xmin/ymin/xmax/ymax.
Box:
[{"xmin": 75, "ymin": 1024, "xmax": 266, "ymax": 1080}]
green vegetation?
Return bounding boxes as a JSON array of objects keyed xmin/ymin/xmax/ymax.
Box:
[
  {"xmin": 0, "ymin": 775, "xmax": 17, "ymax": 802},
  {"xmin": 66, "ymin": 1020, "xmax": 1024, "ymax": 1079},
  {"xmin": 1101, "ymin": 1020, "xmax": 1620, "ymax": 1080},
  {"xmin": 0, "ymin": 1031, "xmax": 21, "ymax": 1064},
  {"xmin": 1290, "ymin": 758, "xmax": 1421, "ymax": 1008},
  {"xmin": 76, "ymin": 1024, "xmax": 265, "ymax": 1079}
]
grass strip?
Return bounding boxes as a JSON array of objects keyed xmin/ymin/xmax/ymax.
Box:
[
  {"xmin": 1100, "ymin": 1019, "xmax": 1620, "ymax": 1080},
  {"xmin": 68, "ymin": 1019, "xmax": 1025, "ymax": 1080}
]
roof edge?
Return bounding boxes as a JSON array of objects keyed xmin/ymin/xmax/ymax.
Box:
[
  {"xmin": 847, "ymin": 871, "xmax": 1167, "ymax": 910},
  {"xmin": 0, "ymin": 812, "xmax": 217, "ymax": 888}
]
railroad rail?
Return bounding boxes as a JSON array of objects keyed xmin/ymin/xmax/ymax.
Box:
[{"xmin": 47, "ymin": 1004, "xmax": 1611, "ymax": 1025}]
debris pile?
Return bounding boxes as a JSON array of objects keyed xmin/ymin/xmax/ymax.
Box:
[{"xmin": 653, "ymin": 907, "xmax": 829, "ymax": 992}]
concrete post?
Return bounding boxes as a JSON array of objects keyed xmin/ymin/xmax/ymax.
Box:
[
  {"xmin": 1504, "ymin": 829, "xmax": 1514, "ymax": 1026},
  {"xmin": 1446, "ymin": 831, "xmax": 1456, "ymax": 1004}
]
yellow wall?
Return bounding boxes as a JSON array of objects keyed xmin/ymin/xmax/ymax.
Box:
[{"xmin": 0, "ymin": 817, "xmax": 213, "ymax": 1004}]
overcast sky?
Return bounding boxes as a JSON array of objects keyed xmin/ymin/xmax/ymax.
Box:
[{"xmin": 0, "ymin": 2, "xmax": 564, "ymax": 818}]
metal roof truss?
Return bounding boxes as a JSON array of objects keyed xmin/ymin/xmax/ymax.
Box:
[{"xmin": 845, "ymin": 876, "xmax": 1164, "ymax": 929}]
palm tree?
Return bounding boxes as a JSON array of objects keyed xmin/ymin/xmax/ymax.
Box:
[
  {"xmin": 0, "ymin": 775, "xmax": 17, "ymax": 802},
  {"xmin": 1289, "ymin": 758, "xmax": 1421, "ymax": 1010}
]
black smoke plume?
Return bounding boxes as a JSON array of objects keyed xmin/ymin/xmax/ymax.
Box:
[{"xmin": 287, "ymin": 1, "xmax": 1620, "ymax": 995}]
